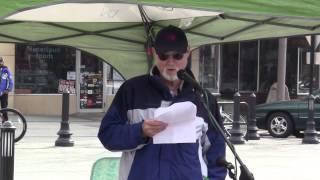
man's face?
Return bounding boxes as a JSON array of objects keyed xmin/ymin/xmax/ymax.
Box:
[
  {"xmin": 154, "ymin": 49, "xmax": 189, "ymax": 81},
  {"xmin": 0, "ymin": 59, "xmax": 3, "ymax": 66}
]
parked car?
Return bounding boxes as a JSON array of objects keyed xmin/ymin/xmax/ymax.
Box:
[{"xmin": 256, "ymin": 93, "xmax": 320, "ymax": 138}]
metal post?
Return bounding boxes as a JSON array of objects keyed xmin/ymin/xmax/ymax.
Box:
[
  {"xmin": 302, "ymin": 94, "xmax": 319, "ymax": 144},
  {"xmin": 229, "ymin": 92, "xmax": 245, "ymax": 144},
  {"xmin": 309, "ymin": 35, "xmax": 315, "ymax": 95},
  {"xmin": 0, "ymin": 121, "xmax": 16, "ymax": 180},
  {"xmin": 302, "ymin": 35, "xmax": 319, "ymax": 144},
  {"xmin": 246, "ymin": 92, "xmax": 260, "ymax": 140},
  {"xmin": 55, "ymin": 91, "xmax": 74, "ymax": 146}
]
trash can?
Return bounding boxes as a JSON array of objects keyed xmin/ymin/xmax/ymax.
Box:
[{"xmin": 0, "ymin": 121, "xmax": 16, "ymax": 180}]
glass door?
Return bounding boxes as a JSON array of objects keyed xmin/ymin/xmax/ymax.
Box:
[{"xmin": 78, "ymin": 51, "xmax": 104, "ymax": 112}]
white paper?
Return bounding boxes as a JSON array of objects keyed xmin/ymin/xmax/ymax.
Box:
[{"xmin": 153, "ymin": 101, "xmax": 198, "ymax": 144}]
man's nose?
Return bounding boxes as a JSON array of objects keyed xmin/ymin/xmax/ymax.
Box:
[{"xmin": 166, "ymin": 56, "xmax": 176, "ymax": 63}]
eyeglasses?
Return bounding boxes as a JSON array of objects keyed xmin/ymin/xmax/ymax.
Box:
[{"xmin": 158, "ymin": 52, "xmax": 184, "ymax": 61}]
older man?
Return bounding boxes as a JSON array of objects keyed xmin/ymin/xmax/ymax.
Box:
[{"xmin": 98, "ymin": 25, "xmax": 226, "ymax": 180}]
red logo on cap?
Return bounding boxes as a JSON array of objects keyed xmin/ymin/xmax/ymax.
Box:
[{"xmin": 165, "ymin": 34, "xmax": 176, "ymax": 41}]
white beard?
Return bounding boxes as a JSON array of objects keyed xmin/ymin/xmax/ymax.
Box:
[{"xmin": 161, "ymin": 69, "xmax": 178, "ymax": 81}]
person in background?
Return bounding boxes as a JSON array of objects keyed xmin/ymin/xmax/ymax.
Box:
[
  {"xmin": 0, "ymin": 56, "xmax": 13, "ymax": 120},
  {"xmin": 98, "ymin": 25, "xmax": 226, "ymax": 180}
]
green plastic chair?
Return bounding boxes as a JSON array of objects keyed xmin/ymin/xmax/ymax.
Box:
[
  {"xmin": 90, "ymin": 157, "xmax": 120, "ymax": 180},
  {"xmin": 90, "ymin": 157, "xmax": 209, "ymax": 180}
]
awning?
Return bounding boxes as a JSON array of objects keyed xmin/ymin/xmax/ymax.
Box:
[{"xmin": 0, "ymin": 0, "xmax": 320, "ymax": 78}]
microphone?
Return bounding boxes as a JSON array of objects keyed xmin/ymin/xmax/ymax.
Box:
[{"xmin": 177, "ymin": 69, "xmax": 203, "ymax": 91}]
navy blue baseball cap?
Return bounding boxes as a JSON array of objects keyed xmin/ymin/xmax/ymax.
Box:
[{"xmin": 153, "ymin": 25, "xmax": 188, "ymax": 54}]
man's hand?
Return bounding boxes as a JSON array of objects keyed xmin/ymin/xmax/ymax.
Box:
[{"xmin": 142, "ymin": 120, "xmax": 168, "ymax": 138}]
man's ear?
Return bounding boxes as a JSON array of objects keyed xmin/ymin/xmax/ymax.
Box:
[
  {"xmin": 152, "ymin": 48, "xmax": 159, "ymax": 59},
  {"xmin": 152, "ymin": 47, "xmax": 156, "ymax": 54}
]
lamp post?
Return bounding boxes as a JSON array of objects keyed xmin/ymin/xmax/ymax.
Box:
[
  {"xmin": 55, "ymin": 90, "xmax": 74, "ymax": 147},
  {"xmin": 302, "ymin": 94, "xmax": 319, "ymax": 144},
  {"xmin": 302, "ymin": 35, "xmax": 319, "ymax": 144}
]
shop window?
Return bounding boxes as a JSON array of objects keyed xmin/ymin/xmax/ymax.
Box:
[
  {"xmin": 297, "ymin": 48, "xmax": 320, "ymax": 94},
  {"xmin": 198, "ymin": 45, "xmax": 219, "ymax": 94},
  {"xmin": 258, "ymin": 39, "xmax": 278, "ymax": 94},
  {"xmin": 79, "ymin": 52, "xmax": 104, "ymax": 109},
  {"xmin": 239, "ymin": 41, "xmax": 258, "ymax": 92},
  {"xmin": 15, "ymin": 45, "xmax": 76, "ymax": 94},
  {"xmin": 220, "ymin": 41, "xmax": 258, "ymax": 98},
  {"xmin": 106, "ymin": 64, "xmax": 124, "ymax": 95},
  {"xmin": 220, "ymin": 43, "xmax": 239, "ymax": 98},
  {"xmin": 286, "ymin": 36, "xmax": 309, "ymax": 95}
]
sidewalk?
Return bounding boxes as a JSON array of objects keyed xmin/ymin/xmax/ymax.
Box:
[
  {"xmin": 227, "ymin": 136, "xmax": 320, "ymax": 180},
  {"xmin": 12, "ymin": 115, "xmax": 320, "ymax": 180},
  {"xmin": 14, "ymin": 115, "xmax": 119, "ymax": 180}
]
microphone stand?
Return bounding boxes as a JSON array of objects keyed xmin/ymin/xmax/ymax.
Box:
[
  {"xmin": 198, "ymin": 89, "xmax": 254, "ymax": 180},
  {"xmin": 177, "ymin": 69, "xmax": 254, "ymax": 179}
]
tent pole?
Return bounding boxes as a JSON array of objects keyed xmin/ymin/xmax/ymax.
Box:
[{"xmin": 138, "ymin": 5, "xmax": 154, "ymax": 72}]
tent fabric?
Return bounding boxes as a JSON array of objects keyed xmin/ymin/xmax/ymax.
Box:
[
  {"xmin": 5, "ymin": 3, "xmax": 221, "ymax": 22},
  {"xmin": 0, "ymin": 0, "xmax": 320, "ymax": 79}
]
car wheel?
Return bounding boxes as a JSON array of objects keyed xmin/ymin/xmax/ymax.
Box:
[{"xmin": 267, "ymin": 112, "xmax": 293, "ymax": 138}]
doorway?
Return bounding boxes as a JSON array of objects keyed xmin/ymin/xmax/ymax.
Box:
[{"xmin": 77, "ymin": 51, "xmax": 106, "ymax": 112}]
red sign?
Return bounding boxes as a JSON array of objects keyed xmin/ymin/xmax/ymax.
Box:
[{"xmin": 58, "ymin": 80, "xmax": 75, "ymax": 93}]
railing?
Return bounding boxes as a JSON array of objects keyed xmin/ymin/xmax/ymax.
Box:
[{"xmin": 218, "ymin": 101, "xmax": 249, "ymax": 137}]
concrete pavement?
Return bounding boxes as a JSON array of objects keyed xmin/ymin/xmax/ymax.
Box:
[
  {"xmin": 11, "ymin": 115, "xmax": 320, "ymax": 180},
  {"xmin": 226, "ymin": 136, "xmax": 320, "ymax": 180},
  {"xmin": 14, "ymin": 115, "xmax": 120, "ymax": 180}
]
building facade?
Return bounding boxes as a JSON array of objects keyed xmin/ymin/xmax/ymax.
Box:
[
  {"xmin": 2, "ymin": 43, "xmax": 124, "ymax": 115},
  {"xmin": 194, "ymin": 36, "xmax": 316, "ymax": 104},
  {"xmin": 1, "ymin": 35, "xmax": 317, "ymax": 115}
]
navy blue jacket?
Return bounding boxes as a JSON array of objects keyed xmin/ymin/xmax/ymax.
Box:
[{"xmin": 98, "ymin": 68, "xmax": 226, "ymax": 180}]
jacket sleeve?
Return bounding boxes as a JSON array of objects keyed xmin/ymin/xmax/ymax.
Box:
[
  {"xmin": 203, "ymin": 94, "xmax": 227, "ymax": 180},
  {"xmin": 6, "ymin": 68, "xmax": 13, "ymax": 91},
  {"xmin": 2, "ymin": 68, "xmax": 13, "ymax": 91},
  {"xmin": 205, "ymin": 129, "xmax": 227, "ymax": 179},
  {"xmin": 98, "ymin": 82, "xmax": 148, "ymax": 151}
]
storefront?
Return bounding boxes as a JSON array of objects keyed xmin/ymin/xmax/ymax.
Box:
[
  {"xmin": 11, "ymin": 44, "xmax": 124, "ymax": 115},
  {"xmin": 195, "ymin": 36, "xmax": 318, "ymax": 104}
]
